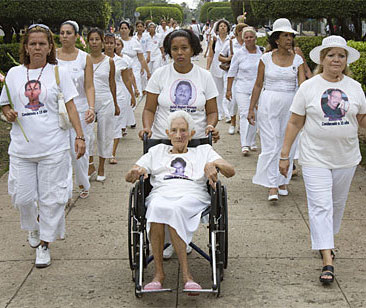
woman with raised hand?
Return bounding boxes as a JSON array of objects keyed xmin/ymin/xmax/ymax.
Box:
[
  {"xmin": 280, "ymin": 36, "xmax": 366, "ymax": 285},
  {"xmin": 57, "ymin": 20, "xmax": 95, "ymax": 199},
  {"xmin": 104, "ymin": 33, "xmax": 135, "ymax": 164},
  {"xmin": 206, "ymin": 19, "xmax": 231, "ymax": 122},
  {"xmin": 87, "ymin": 28, "xmax": 119, "ymax": 182},
  {"xmin": 247, "ymin": 18, "xmax": 305, "ymax": 201},
  {"xmin": 0, "ymin": 24, "xmax": 85, "ymax": 267},
  {"xmin": 226, "ymin": 26, "xmax": 263, "ymax": 155}
]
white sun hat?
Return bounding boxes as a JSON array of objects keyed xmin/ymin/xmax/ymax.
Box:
[
  {"xmin": 268, "ymin": 18, "xmax": 298, "ymax": 35},
  {"xmin": 310, "ymin": 35, "xmax": 360, "ymax": 64}
]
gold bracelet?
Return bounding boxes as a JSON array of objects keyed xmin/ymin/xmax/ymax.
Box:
[{"xmin": 75, "ymin": 136, "xmax": 85, "ymax": 141}]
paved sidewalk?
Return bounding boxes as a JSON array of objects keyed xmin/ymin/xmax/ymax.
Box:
[{"xmin": 1, "ymin": 58, "xmax": 366, "ymax": 307}]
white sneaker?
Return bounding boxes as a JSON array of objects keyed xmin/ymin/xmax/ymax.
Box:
[
  {"xmin": 28, "ymin": 230, "xmax": 40, "ymax": 248},
  {"xmin": 228, "ymin": 126, "xmax": 235, "ymax": 135},
  {"xmin": 35, "ymin": 245, "xmax": 51, "ymax": 268},
  {"xmin": 225, "ymin": 118, "xmax": 231, "ymax": 123},
  {"xmin": 186, "ymin": 245, "xmax": 192, "ymax": 254},
  {"xmin": 163, "ymin": 245, "xmax": 174, "ymax": 259},
  {"xmin": 242, "ymin": 146, "xmax": 250, "ymax": 156}
]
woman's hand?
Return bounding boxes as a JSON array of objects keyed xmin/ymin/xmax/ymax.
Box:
[
  {"xmin": 2, "ymin": 106, "xmax": 18, "ymax": 122},
  {"xmin": 135, "ymin": 89, "xmax": 140, "ymax": 98},
  {"xmin": 85, "ymin": 109, "xmax": 95, "ymax": 124},
  {"xmin": 125, "ymin": 165, "xmax": 148, "ymax": 183},
  {"xmin": 114, "ymin": 105, "xmax": 120, "ymax": 116},
  {"xmin": 131, "ymin": 96, "xmax": 136, "ymax": 107},
  {"xmin": 147, "ymin": 72, "xmax": 151, "ymax": 80},
  {"xmin": 279, "ymin": 159, "xmax": 290, "ymax": 178},
  {"xmin": 75, "ymin": 139, "xmax": 86, "ymax": 159},
  {"xmin": 138, "ymin": 128, "xmax": 152, "ymax": 140},
  {"xmin": 204, "ymin": 162, "xmax": 218, "ymax": 189},
  {"xmin": 247, "ymin": 109, "xmax": 256, "ymax": 126},
  {"xmin": 205, "ymin": 125, "xmax": 220, "ymax": 143},
  {"xmin": 226, "ymin": 89, "xmax": 232, "ymax": 101}
]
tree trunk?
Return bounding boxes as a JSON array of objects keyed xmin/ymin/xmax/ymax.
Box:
[{"xmin": 2, "ymin": 24, "xmax": 13, "ymax": 44}]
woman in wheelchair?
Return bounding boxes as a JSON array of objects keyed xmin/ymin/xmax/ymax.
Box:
[{"xmin": 126, "ymin": 111, "xmax": 235, "ymax": 292}]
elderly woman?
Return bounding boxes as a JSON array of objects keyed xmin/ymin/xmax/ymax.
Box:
[
  {"xmin": 226, "ymin": 26, "xmax": 263, "ymax": 154},
  {"xmin": 247, "ymin": 18, "xmax": 305, "ymax": 201},
  {"xmin": 139, "ymin": 29, "xmax": 219, "ymax": 143},
  {"xmin": 0, "ymin": 24, "xmax": 85, "ymax": 267},
  {"xmin": 126, "ymin": 111, "xmax": 235, "ymax": 291},
  {"xmin": 280, "ymin": 36, "xmax": 366, "ymax": 284}
]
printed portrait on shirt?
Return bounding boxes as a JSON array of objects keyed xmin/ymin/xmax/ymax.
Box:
[
  {"xmin": 164, "ymin": 157, "xmax": 192, "ymax": 180},
  {"xmin": 24, "ymin": 80, "xmax": 45, "ymax": 111},
  {"xmin": 170, "ymin": 79, "xmax": 197, "ymax": 106},
  {"xmin": 321, "ymin": 88, "xmax": 349, "ymax": 121}
]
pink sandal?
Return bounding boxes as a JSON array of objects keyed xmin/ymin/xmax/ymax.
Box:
[
  {"xmin": 144, "ymin": 281, "xmax": 163, "ymax": 291},
  {"xmin": 184, "ymin": 281, "xmax": 202, "ymax": 296}
]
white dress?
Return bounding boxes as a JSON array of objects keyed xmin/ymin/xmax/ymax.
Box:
[{"xmin": 253, "ymin": 52, "xmax": 303, "ymax": 188}]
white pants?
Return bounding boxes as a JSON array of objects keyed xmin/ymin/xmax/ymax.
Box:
[
  {"xmin": 212, "ymin": 75, "xmax": 230, "ymax": 120},
  {"xmin": 69, "ymin": 111, "xmax": 93, "ymax": 190},
  {"xmin": 8, "ymin": 150, "xmax": 70, "ymax": 242},
  {"xmin": 228, "ymin": 82, "xmax": 238, "ymax": 117},
  {"xmin": 236, "ymin": 92, "xmax": 257, "ymax": 148},
  {"xmin": 148, "ymin": 58, "xmax": 161, "ymax": 75},
  {"xmin": 91, "ymin": 100, "xmax": 114, "ymax": 158},
  {"xmin": 132, "ymin": 66, "xmax": 142, "ymax": 95},
  {"xmin": 302, "ymin": 166, "xmax": 356, "ymax": 250}
]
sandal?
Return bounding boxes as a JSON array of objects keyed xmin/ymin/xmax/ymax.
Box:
[
  {"xmin": 109, "ymin": 156, "xmax": 117, "ymax": 164},
  {"xmin": 79, "ymin": 189, "xmax": 89, "ymax": 199},
  {"xmin": 319, "ymin": 250, "xmax": 335, "ymax": 260},
  {"xmin": 184, "ymin": 280, "xmax": 202, "ymax": 296},
  {"xmin": 144, "ymin": 281, "xmax": 163, "ymax": 291},
  {"xmin": 319, "ymin": 265, "xmax": 334, "ymax": 284}
]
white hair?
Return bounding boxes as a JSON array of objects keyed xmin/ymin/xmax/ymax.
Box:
[
  {"xmin": 242, "ymin": 27, "xmax": 256, "ymax": 39},
  {"xmin": 167, "ymin": 111, "xmax": 195, "ymax": 133}
]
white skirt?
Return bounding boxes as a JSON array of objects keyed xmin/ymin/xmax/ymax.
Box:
[{"xmin": 146, "ymin": 195, "xmax": 209, "ymax": 245}]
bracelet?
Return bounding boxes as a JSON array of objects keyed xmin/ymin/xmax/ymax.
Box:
[
  {"xmin": 279, "ymin": 157, "xmax": 290, "ymax": 161},
  {"xmin": 75, "ymin": 136, "xmax": 85, "ymax": 141},
  {"xmin": 206, "ymin": 124, "xmax": 215, "ymax": 130},
  {"xmin": 89, "ymin": 106, "xmax": 95, "ymax": 110}
]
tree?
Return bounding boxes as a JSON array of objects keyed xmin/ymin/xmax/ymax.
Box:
[
  {"xmin": 136, "ymin": 6, "xmax": 183, "ymax": 23},
  {"xmin": 199, "ymin": 2, "xmax": 231, "ymax": 23},
  {"xmin": 0, "ymin": 0, "xmax": 111, "ymax": 43},
  {"xmin": 208, "ymin": 8, "xmax": 235, "ymax": 24},
  {"xmin": 230, "ymin": 0, "xmax": 267, "ymax": 26}
]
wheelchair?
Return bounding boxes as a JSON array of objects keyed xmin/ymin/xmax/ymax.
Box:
[{"xmin": 128, "ymin": 133, "xmax": 228, "ymax": 297}]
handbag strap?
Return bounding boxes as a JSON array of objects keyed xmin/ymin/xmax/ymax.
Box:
[
  {"xmin": 230, "ymin": 39, "xmax": 233, "ymax": 56},
  {"xmin": 54, "ymin": 65, "xmax": 60, "ymax": 86}
]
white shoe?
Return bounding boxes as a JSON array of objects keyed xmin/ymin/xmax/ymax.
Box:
[
  {"xmin": 186, "ymin": 245, "xmax": 192, "ymax": 254},
  {"xmin": 228, "ymin": 126, "xmax": 235, "ymax": 135},
  {"xmin": 242, "ymin": 146, "xmax": 250, "ymax": 156},
  {"xmin": 250, "ymin": 145, "xmax": 258, "ymax": 151},
  {"xmin": 35, "ymin": 245, "xmax": 51, "ymax": 268},
  {"xmin": 225, "ymin": 118, "xmax": 231, "ymax": 123},
  {"xmin": 96, "ymin": 175, "xmax": 106, "ymax": 182},
  {"xmin": 28, "ymin": 230, "xmax": 40, "ymax": 248},
  {"xmin": 278, "ymin": 189, "xmax": 289, "ymax": 196},
  {"xmin": 163, "ymin": 245, "xmax": 174, "ymax": 259},
  {"xmin": 268, "ymin": 194, "xmax": 279, "ymax": 201}
]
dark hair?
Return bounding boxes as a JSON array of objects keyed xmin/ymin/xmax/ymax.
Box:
[
  {"xmin": 119, "ymin": 20, "xmax": 134, "ymax": 37},
  {"xmin": 268, "ymin": 31, "xmax": 295, "ymax": 50},
  {"xmin": 61, "ymin": 21, "xmax": 78, "ymax": 35},
  {"xmin": 171, "ymin": 157, "xmax": 186, "ymax": 168},
  {"xmin": 164, "ymin": 29, "xmax": 202, "ymax": 57},
  {"xmin": 176, "ymin": 80, "xmax": 192, "ymax": 92},
  {"xmin": 135, "ymin": 20, "xmax": 144, "ymax": 27},
  {"xmin": 87, "ymin": 27, "xmax": 104, "ymax": 41},
  {"xmin": 214, "ymin": 19, "xmax": 230, "ymax": 33},
  {"xmin": 20, "ymin": 25, "xmax": 57, "ymax": 65},
  {"xmin": 25, "ymin": 80, "xmax": 41, "ymax": 90}
]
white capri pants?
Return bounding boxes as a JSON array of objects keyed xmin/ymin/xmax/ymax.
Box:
[
  {"xmin": 69, "ymin": 111, "xmax": 93, "ymax": 191},
  {"xmin": 91, "ymin": 99, "xmax": 114, "ymax": 158},
  {"xmin": 8, "ymin": 150, "xmax": 70, "ymax": 243},
  {"xmin": 212, "ymin": 75, "xmax": 230, "ymax": 120},
  {"xmin": 236, "ymin": 91, "xmax": 257, "ymax": 148},
  {"xmin": 302, "ymin": 165, "xmax": 356, "ymax": 250}
]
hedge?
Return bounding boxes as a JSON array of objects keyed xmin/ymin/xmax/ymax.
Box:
[
  {"xmin": 199, "ymin": 2, "xmax": 231, "ymax": 23},
  {"xmin": 142, "ymin": 3, "xmax": 183, "ymax": 16},
  {"xmin": 136, "ymin": 6, "xmax": 183, "ymax": 24},
  {"xmin": 207, "ymin": 7, "xmax": 235, "ymax": 24}
]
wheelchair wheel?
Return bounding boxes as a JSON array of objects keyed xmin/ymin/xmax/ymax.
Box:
[
  {"xmin": 128, "ymin": 188, "xmax": 135, "ymax": 271},
  {"xmin": 221, "ymin": 185, "xmax": 228, "ymax": 269}
]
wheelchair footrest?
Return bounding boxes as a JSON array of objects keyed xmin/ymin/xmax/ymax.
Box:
[
  {"xmin": 183, "ymin": 288, "xmax": 218, "ymax": 294},
  {"xmin": 138, "ymin": 288, "xmax": 173, "ymax": 294}
]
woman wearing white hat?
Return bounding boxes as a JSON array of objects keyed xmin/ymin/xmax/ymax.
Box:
[
  {"xmin": 248, "ymin": 18, "xmax": 305, "ymax": 200},
  {"xmin": 280, "ymin": 36, "xmax": 366, "ymax": 284}
]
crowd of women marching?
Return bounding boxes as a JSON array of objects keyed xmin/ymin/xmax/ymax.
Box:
[{"xmin": 1, "ymin": 15, "xmax": 366, "ymax": 290}]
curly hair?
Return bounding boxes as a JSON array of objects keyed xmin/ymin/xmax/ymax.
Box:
[
  {"xmin": 164, "ymin": 29, "xmax": 202, "ymax": 57},
  {"xmin": 20, "ymin": 25, "xmax": 57, "ymax": 65},
  {"xmin": 214, "ymin": 19, "xmax": 230, "ymax": 33},
  {"xmin": 267, "ymin": 31, "xmax": 295, "ymax": 50}
]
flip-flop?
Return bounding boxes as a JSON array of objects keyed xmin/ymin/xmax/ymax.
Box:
[
  {"xmin": 109, "ymin": 156, "xmax": 117, "ymax": 164},
  {"xmin": 184, "ymin": 281, "xmax": 202, "ymax": 296},
  {"xmin": 79, "ymin": 189, "xmax": 89, "ymax": 199},
  {"xmin": 144, "ymin": 281, "xmax": 163, "ymax": 291}
]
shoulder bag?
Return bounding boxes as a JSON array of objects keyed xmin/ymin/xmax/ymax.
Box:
[
  {"xmin": 55, "ymin": 66, "xmax": 72, "ymax": 130},
  {"xmin": 219, "ymin": 39, "xmax": 233, "ymax": 72}
]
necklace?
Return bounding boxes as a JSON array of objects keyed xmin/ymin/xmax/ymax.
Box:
[{"xmin": 26, "ymin": 64, "xmax": 46, "ymax": 99}]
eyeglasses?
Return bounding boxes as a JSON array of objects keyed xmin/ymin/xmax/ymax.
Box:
[{"xmin": 28, "ymin": 24, "xmax": 50, "ymax": 31}]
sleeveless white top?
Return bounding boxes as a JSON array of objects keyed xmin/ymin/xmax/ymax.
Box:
[
  {"xmin": 93, "ymin": 56, "xmax": 113, "ymax": 104},
  {"xmin": 113, "ymin": 54, "xmax": 131, "ymax": 101},
  {"xmin": 261, "ymin": 52, "xmax": 303, "ymax": 93},
  {"xmin": 57, "ymin": 49, "xmax": 89, "ymax": 112},
  {"xmin": 210, "ymin": 35, "xmax": 230, "ymax": 78}
]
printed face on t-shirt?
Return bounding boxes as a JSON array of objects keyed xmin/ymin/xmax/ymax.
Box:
[
  {"xmin": 24, "ymin": 80, "xmax": 44, "ymax": 111},
  {"xmin": 321, "ymin": 88, "xmax": 349, "ymax": 121},
  {"xmin": 171, "ymin": 79, "xmax": 196, "ymax": 106}
]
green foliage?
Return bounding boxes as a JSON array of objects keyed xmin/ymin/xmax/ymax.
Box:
[
  {"xmin": 136, "ymin": 6, "xmax": 183, "ymax": 23},
  {"xmin": 199, "ymin": 2, "xmax": 231, "ymax": 23},
  {"xmin": 143, "ymin": 3, "xmax": 183, "ymax": 16},
  {"xmin": 295, "ymin": 36, "xmax": 324, "ymax": 70},
  {"xmin": 350, "ymin": 52, "xmax": 366, "ymax": 92},
  {"xmin": 347, "ymin": 41, "xmax": 366, "ymax": 52},
  {"xmin": 0, "ymin": 44, "xmax": 20, "ymax": 74},
  {"xmin": 208, "ymin": 7, "xmax": 235, "ymax": 24}
]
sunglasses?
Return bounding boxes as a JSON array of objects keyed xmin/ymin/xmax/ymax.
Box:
[{"xmin": 28, "ymin": 24, "xmax": 50, "ymax": 31}]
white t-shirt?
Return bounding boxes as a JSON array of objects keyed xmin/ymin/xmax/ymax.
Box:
[
  {"xmin": 122, "ymin": 37, "xmax": 143, "ymax": 71},
  {"xmin": 220, "ymin": 38, "xmax": 243, "ymax": 57},
  {"xmin": 146, "ymin": 33, "xmax": 163, "ymax": 61},
  {"xmin": 290, "ymin": 74, "xmax": 366, "ymax": 169},
  {"xmin": 145, "ymin": 63, "xmax": 219, "ymax": 139},
  {"xmin": 191, "ymin": 23, "xmax": 201, "ymax": 38},
  {"xmin": 0, "ymin": 64, "xmax": 78, "ymax": 158},
  {"xmin": 134, "ymin": 32, "xmax": 149, "ymax": 56},
  {"xmin": 113, "ymin": 54, "xmax": 130, "ymax": 101},
  {"xmin": 136, "ymin": 144, "xmax": 222, "ymax": 203}
]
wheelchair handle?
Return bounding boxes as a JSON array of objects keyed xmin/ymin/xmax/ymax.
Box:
[{"xmin": 208, "ymin": 131, "xmax": 213, "ymax": 145}]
